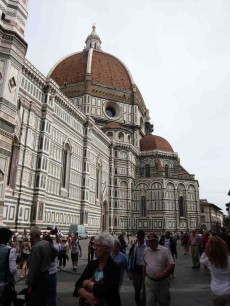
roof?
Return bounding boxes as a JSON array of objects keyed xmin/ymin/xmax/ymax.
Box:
[
  {"xmin": 49, "ymin": 50, "xmax": 134, "ymax": 91},
  {"xmin": 140, "ymin": 134, "xmax": 174, "ymax": 153},
  {"xmin": 102, "ymin": 122, "xmax": 125, "ymax": 129}
]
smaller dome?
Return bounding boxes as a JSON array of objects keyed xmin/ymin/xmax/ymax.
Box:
[{"xmin": 140, "ymin": 135, "xmax": 174, "ymax": 153}]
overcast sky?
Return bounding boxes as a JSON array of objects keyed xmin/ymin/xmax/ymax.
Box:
[{"xmin": 24, "ymin": 0, "xmax": 230, "ymax": 212}]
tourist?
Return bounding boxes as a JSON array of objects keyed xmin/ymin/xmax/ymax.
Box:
[
  {"xmin": 143, "ymin": 232, "xmax": 175, "ymax": 306},
  {"xmin": 43, "ymin": 234, "xmax": 59, "ymax": 306},
  {"xmin": 182, "ymin": 232, "xmax": 190, "ymax": 255},
  {"xmin": 200, "ymin": 236, "xmax": 230, "ymax": 306},
  {"xmin": 128, "ymin": 230, "xmax": 147, "ymax": 306},
  {"xmin": 58, "ymin": 237, "xmax": 69, "ymax": 270},
  {"xmin": 70, "ymin": 232, "xmax": 82, "ymax": 272},
  {"xmin": 88, "ymin": 236, "xmax": 95, "ymax": 262},
  {"xmin": 74, "ymin": 232, "xmax": 121, "ymax": 306},
  {"xmin": 111, "ymin": 238, "xmax": 129, "ymax": 287},
  {"xmin": 26, "ymin": 226, "xmax": 52, "ymax": 306},
  {"xmin": 20, "ymin": 237, "xmax": 31, "ymax": 278},
  {"xmin": 0, "ymin": 228, "xmax": 17, "ymax": 305},
  {"xmin": 159, "ymin": 231, "xmax": 177, "ymax": 277},
  {"xmin": 218, "ymin": 227, "xmax": 230, "ymax": 252},
  {"xmin": 187, "ymin": 230, "xmax": 201, "ymax": 269}
]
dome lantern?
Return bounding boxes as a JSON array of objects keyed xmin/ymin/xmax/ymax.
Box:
[{"xmin": 84, "ymin": 24, "xmax": 102, "ymax": 50}]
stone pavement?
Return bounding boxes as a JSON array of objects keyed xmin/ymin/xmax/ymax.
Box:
[{"xmin": 14, "ymin": 239, "xmax": 213, "ymax": 305}]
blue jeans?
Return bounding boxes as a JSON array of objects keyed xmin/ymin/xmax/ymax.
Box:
[
  {"xmin": 48, "ymin": 272, "xmax": 57, "ymax": 306},
  {"xmin": 133, "ymin": 265, "xmax": 146, "ymax": 306}
]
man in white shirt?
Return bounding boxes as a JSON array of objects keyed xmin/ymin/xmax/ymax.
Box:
[{"xmin": 142, "ymin": 232, "xmax": 175, "ymax": 306}]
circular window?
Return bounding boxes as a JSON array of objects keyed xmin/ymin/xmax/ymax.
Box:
[
  {"xmin": 104, "ymin": 101, "xmax": 121, "ymax": 120},
  {"xmin": 105, "ymin": 107, "xmax": 116, "ymax": 117}
]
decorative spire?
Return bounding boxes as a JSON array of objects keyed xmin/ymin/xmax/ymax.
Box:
[{"xmin": 84, "ymin": 24, "xmax": 102, "ymax": 50}]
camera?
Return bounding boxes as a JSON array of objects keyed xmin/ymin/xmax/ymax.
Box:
[{"xmin": 47, "ymin": 225, "xmax": 58, "ymax": 235}]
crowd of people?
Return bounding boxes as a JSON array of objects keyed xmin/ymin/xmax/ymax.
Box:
[{"xmin": 0, "ymin": 227, "xmax": 230, "ymax": 306}]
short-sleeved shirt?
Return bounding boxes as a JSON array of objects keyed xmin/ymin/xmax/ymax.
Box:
[
  {"xmin": 71, "ymin": 239, "xmax": 80, "ymax": 254},
  {"xmin": 142, "ymin": 245, "xmax": 174, "ymax": 278},
  {"xmin": 200, "ymin": 253, "xmax": 230, "ymax": 296},
  {"xmin": 112, "ymin": 251, "xmax": 128, "ymax": 284}
]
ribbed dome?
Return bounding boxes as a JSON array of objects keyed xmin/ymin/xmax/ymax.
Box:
[
  {"xmin": 140, "ymin": 135, "xmax": 174, "ymax": 153},
  {"xmin": 49, "ymin": 50, "xmax": 133, "ymax": 91},
  {"xmin": 47, "ymin": 27, "xmax": 147, "ymax": 114}
]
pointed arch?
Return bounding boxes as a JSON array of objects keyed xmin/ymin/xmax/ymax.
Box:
[
  {"xmin": 62, "ymin": 142, "xmax": 71, "ymax": 189},
  {"xmin": 179, "ymin": 196, "xmax": 184, "ymax": 217},
  {"xmin": 7, "ymin": 136, "xmax": 20, "ymax": 189},
  {"xmin": 165, "ymin": 164, "xmax": 169, "ymax": 177},
  {"xmin": 145, "ymin": 164, "xmax": 150, "ymax": 177},
  {"xmin": 118, "ymin": 132, "xmax": 124, "ymax": 142},
  {"xmin": 102, "ymin": 200, "xmax": 108, "ymax": 231},
  {"xmin": 140, "ymin": 196, "xmax": 147, "ymax": 217},
  {"xmin": 96, "ymin": 161, "xmax": 102, "ymax": 199}
]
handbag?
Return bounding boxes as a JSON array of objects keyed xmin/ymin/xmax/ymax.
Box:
[{"xmin": 78, "ymin": 276, "xmax": 103, "ymax": 306}]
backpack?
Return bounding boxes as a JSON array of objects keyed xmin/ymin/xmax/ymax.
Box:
[{"xmin": 71, "ymin": 239, "xmax": 79, "ymax": 252}]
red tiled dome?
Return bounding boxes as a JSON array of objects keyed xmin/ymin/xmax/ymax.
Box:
[
  {"xmin": 48, "ymin": 49, "xmax": 147, "ymax": 113},
  {"xmin": 49, "ymin": 50, "xmax": 133, "ymax": 90},
  {"xmin": 140, "ymin": 135, "xmax": 174, "ymax": 153},
  {"xmin": 48, "ymin": 25, "xmax": 147, "ymax": 114},
  {"xmin": 49, "ymin": 52, "xmax": 88, "ymax": 85}
]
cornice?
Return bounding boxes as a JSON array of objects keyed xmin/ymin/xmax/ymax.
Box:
[
  {"xmin": 0, "ymin": 24, "xmax": 27, "ymax": 50},
  {"xmin": 23, "ymin": 59, "xmax": 46, "ymax": 87}
]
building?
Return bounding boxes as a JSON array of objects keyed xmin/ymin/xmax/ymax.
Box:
[
  {"xmin": 200, "ymin": 199, "xmax": 223, "ymax": 231},
  {"xmin": 0, "ymin": 1, "xmax": 200, "ymax": 234}
]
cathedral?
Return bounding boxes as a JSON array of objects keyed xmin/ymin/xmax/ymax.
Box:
[{"xmin": 0, "ymin": 1, "xmax": 200, "ymax": 235}]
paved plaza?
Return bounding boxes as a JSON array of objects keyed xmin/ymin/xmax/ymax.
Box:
[{"xmin": 15, "ymin": 238, "xmax": 213, "ymax": 305}]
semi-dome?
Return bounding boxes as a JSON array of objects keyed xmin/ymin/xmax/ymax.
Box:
[
  {"xmin": 140, "ymin": 135, "xmax": 174, "ymax": 153},
  {"xmin": 102, "ymin": 122, "xmax": 125, "ymax": 130},
  {"xmin": 47, "ymin": 25, "xmax": 147, "ymax": 114}
]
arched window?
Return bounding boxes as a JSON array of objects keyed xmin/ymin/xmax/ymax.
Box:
[
  {"xmin": 39, "ymin": 137, "xmax": 43, "ymax": 150},
  {"xmin": 118, "ymin": 132, "xmax": 124, "ymax": 142},
  {"xmin": 140, "ymin": 117, "xmax": 143, "ymax": 127},
  {"xmin": 145, "ymin": 164, "xmax": 150, "ymax": 177},
  {"xmin": 165, "ymin": 164, "xmax": 169, "ymax": 177},
  {"xmin": 179, "ymin": 196, "xmax": 184, "ymax": 217},
  {"xmin": 7, "ymin": 137, "xmax": 20, "ymax": 189},
  {"xmin": 201, "ymin": 216, "xmax": 205, "ymax": 223},
  {"xmin": 62, "ymin": 143, "xmax": 71, "ymax": 189},
  {"xmin": 96, "ymin": 163, "xmax": 102, "ymax": 199},
  {"xmin": 107, "ymin": 132, "xmax": 113, "ymax": 139},
  {"xmin": 141, "ymin": 196, "xmax": 146, "ymax": 217}
]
